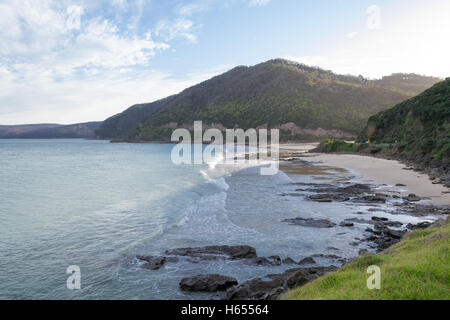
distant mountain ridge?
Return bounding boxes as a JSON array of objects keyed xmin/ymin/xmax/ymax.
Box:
[
  {"xmin": 0, "ymin": 122, "xmax": 101, "ymax": 139},
  {"xmin": 96, "ymin": 59, "xmax": 441, "ymax": 141}
]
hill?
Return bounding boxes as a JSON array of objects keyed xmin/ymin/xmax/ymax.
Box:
[
  {"xmin": 360, "ymin": 78, "xmax": 450, "ymax": 164},
  {"xmin": 0, "ymin": 122, "xmax": 101, "ymax": 139},
  {"xmin": 96, "ymin": 59, "xmax": 440, "ymax": 141},
  {"xmin": 313, "ymin": 78, "xmax": 450, "ymax": 186}
]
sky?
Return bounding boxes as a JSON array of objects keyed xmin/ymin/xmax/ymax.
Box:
[{"xmin": 0, "ymin": 0, "xmax": 449, "ymax": 125}]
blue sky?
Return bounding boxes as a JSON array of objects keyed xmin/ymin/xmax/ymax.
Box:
[{"xmin": 0, "ymin": 0, "xmax": 449, "ymax": 124}]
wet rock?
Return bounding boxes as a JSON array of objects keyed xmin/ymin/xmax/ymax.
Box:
[
  {"xmin": 225, "ymin": 266, "xmax": 336, "ymax": 300},
  {"xmin": 165, "ymin": 245, "xmax": 257, "ymax": 260},
  {"xmin": 358, "ymin": 195, "xmax": 387, "ymax": 203},
  {"xmin": 283, "ymin": 217, "xmax": 336, "ymax": 228},
  {"xmin": 225, "ymin": 277, "xmax": 280, "ymax": 300},
  {"xmin": 406, "ymin": 221, "xmax": 432, "ymax": 230},
  {"xmin": 371, "ymin": 216, "xmax": 388, "ymax": 222},
  {"xmin": 386, "ymin": 229, "xmax": 407, "ymax": 239},
  {"xmin": 249, "ymin": 257, "xmax": 274, "ymax": 266},
  {"xmin": 345, "ymin": 217, "xmax": 375, "ymax": 225},
  {"xmin": 312, "ymin": 253, "xmax": 340, "ymax": 259},
  {"xmin": 309, "ymin": 194, "xmax": 349, "ymax": 202},
  {"xmin": 395, "ymin": 183, "xmax": 407, "ymax": 187},
  {"xmin": 339, "ymin": 221, "xmax": 354, "ymax": 227},
  {"xmin": 297, "ymin": 257, "xmax": 316, "ymax": 265},
  {"xmin": 268, "ymin": 256, "xmax": 282, "ymax": 266},
  {"xmin": 285, "ymin": 269, "xmax": 313, "ymax": 288},
  {"xmin": 358, "ymin": 249, "xmax": 369, "ymax": 255},
  {"xmin": 282, "ymin": 257, "xmax": 297, "ymax": 264},
  {"xmin": 136, "ymin": 256, "xmax": 166, "ymax": 270},
  {"xmin": 403, "ymin": 194, "xmax": 421, "ymax": 202},
  {"xmin": 265, "ymin": 287, "xmax": 285, "ymax": 300},
  {"xmin": 180, "ymin": 274, "xmax": 238, "ymax": 292}
]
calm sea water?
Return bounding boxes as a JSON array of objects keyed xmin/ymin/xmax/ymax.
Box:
[{"xmin": 0, "ymin": 139, "xmax": 429, "ymax": 299}]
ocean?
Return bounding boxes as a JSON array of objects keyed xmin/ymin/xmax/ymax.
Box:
[{"xmin": 0, "ymin": 139, "xmax": 430, "ymax": 299}]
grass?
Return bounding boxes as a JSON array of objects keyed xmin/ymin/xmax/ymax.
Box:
[
  {"xmin": 282, "ymin": 219, "xmax": 450, "ymax": 300},
  {"xmin": 315, "ymin": 139, "xmax": 360, "ymax": 153}
]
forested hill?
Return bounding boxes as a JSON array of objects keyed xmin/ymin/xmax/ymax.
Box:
[
  {"xmin": 0, "ymin": 122, "xmax": 101, "ymax": 139},
  {"xmin": 96, "ymin": 59, "xmax": 441, "ymax": 141},
  {"xmin": 360, "ymin": 78, "xmax": 450, "ymax": 164}
]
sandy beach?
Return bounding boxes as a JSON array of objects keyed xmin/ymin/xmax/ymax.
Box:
[{"xmin": 280, "ymin": 144, "xmax": 450, "ymax": 206}]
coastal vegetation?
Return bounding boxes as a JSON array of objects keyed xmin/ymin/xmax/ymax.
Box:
[
  {"xmin": 282, "ymin": 218, "xmax": 449, "ymax": 300},
  {"xmin": 360, "ymin": 78, "xmax": 450, "ymax": 164}
]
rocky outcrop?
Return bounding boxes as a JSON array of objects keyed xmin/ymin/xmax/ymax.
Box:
[
  {"xmin": 136, "ymin": 256, "xmax": 166, "ymax": 270},
  {"xmin": 224, "ymin": 266, "xmax": 337, "ymax": 300},
  {"xmin": 282, "ymin": 217, "xmax": 336, "ymax": 228},
  {"xmin": 164, "ymin": 245, "xmax": 257, "ymax": 260},
  {"xmin": 180, "ymin": 274, "xmax": 238, "ymax": 292}
]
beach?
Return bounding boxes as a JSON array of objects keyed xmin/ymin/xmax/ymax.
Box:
[{"xmin": 280, "ymin": 143, "xmax": 450, "ymax": 206}]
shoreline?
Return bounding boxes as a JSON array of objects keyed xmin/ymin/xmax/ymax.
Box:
[
  {"xmin": 279, "ymin": 144, "xmax": 449, "ymax": 206},
  {"xmin": 154, "ymin": 144, "xmax": 448, "ymax": 300}
]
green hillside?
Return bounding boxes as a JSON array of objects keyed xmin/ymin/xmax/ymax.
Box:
[
  {"xmin": 96, "ymin": 59, "xmax": 440, "ymax": 141},
  {"xmin": 360, "ymin": 78, "xmax": 450, "ymax": 164}
]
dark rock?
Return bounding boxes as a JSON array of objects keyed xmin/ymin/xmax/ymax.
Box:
[
  {"xmin": 309, "ymin": 194, "xmax": 349, "ymax": 202},
  {"xmin": 386, "ymin": 229, "xmax": 407, "ymax": 239},
  {"xmin": 371, "ymin": 216, "xmax": 388, "ymax": 221},
  {"xmin": 283, "ymin": 217, "xmax": 336, "ymax": 228},
  {"xmin": 225, "ymin": 266, "xmax": 336, "ymax": 300},
  {"xmin": 165, "ymin": 245, "xmax": 257, "ymax": 260},
  {"xmin": 297, "ymin": 257, "xmax": 316, "ymax": 265},
  {"xmin": 225, "ymin": 277, "xmax": 283, "ymax": 300},
  {"xmin": 339, "ymin": 221, "xmax": 354, "ymax": 227},
  {"xmin": 403, "ymin": 194, "xmax": 421, "ymax": 202},
  {"xmin": 282, "ymin": 257, "xmax": 297, "ymax": 264},
  {"xmin": 312, "ymin": 253, "xmax": 340, "ymax": 259},
  {"xmin": 395, "ymin": 183, "xmax": 407, "ymax": 187},
  {"xmin": 136, "ymin": 255, "xmax": 166, "ymax": 270},
  {"xmin": 358, "ymin": 195, "xmax": 387, "ymax": 203},
  {"xmin": 268, "ymin": 255, "xmax": 282, "ymax": 266},
  {"xmin": 406, "ymin": 221, "xmax": 432, "ymax": 230},
  {"xmin": 345, "ymin": 217, "xmax": 375, "ymax": 225},
  {"xmin": 249, "ymin": 257, "xmax": 274, "ymax": 266},
  {"xmin": 358, "ymin": 249, "xmax": 369, "ymax": 255},
  {"xmin": 285, "ymin": 269, "xmax": 313, "ymax": 288},
  {"xmin": 180, "ymin": 274, "xmax": 238, "ymax": 292}
]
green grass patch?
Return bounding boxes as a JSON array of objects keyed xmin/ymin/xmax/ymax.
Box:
[
  {"xmin": 315, "ymin": 139, "xmax": 359, "ymax": 153},
  {"xmin": 282, "ymin": 219, "xmax": 450, "ymax": 300}
]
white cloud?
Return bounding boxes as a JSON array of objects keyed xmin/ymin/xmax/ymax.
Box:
[
  {"xmin": 285, "ymin": 1, "xmax": 450, "ymax": 79},
  {"xmin": 0, "ymin": 0, "xmax": 194, "ymax": 124},
  {"xmin": 345, "ymin": 32, "xmax": 358, "ymax": 39},
  {"xmin": 154, "ymin": 18, "xmax": 198, "ymax": 43},
  {"xmin": 248, "ymin": 0, "xmax": 271, "ymax": 8},
  {"xmin": 0, "ymin": 66, "xmax": 231, "ymax": 124}
]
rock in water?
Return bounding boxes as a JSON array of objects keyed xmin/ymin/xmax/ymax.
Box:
[
  {"xmin": 165, "ymin": 245, "xmax": 257, "ymax": 260},
  {"xmin": 297, "ymin": 257, "xmax": 316, "ymax": 265},
  {"xmin": 282, "ymin": 217, "xmax": 336, "ymax": 228},
  {"xmin": 179, "ymin": 274, "xmax": 238, "ymax": 292},
  {"xmin": 136, "ymin": 256, "xmax": 166, "ymax": 270}
]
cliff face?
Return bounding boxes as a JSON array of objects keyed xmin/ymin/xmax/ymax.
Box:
[{"xmin": 96, "ymin": 59, "xmax": 441, "ymax": 141}]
